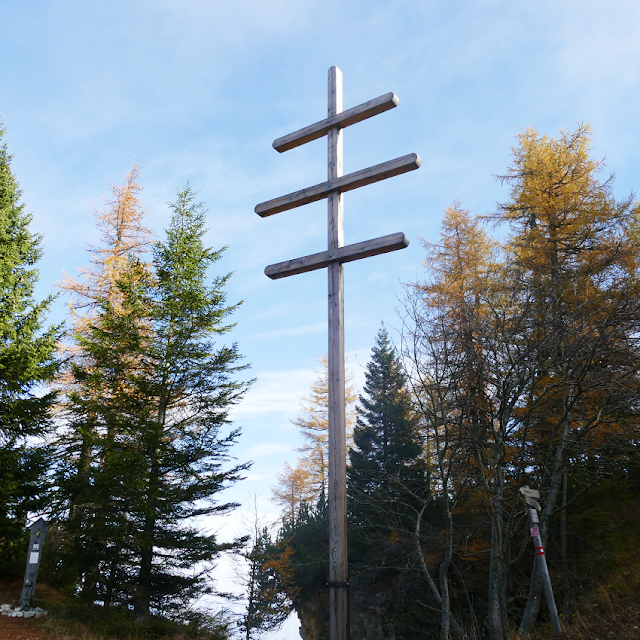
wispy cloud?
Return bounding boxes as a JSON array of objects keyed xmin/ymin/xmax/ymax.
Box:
[
  {"xmin": 230, "ymin": 368, "xmax": 316, "ymax": 417},
  {"xmin": 242, "ymin": 442, "xmax": 295, "ymax": 458},
  {"xmin": 248, "ymin": 322, "xmax": 326, "ymax": 341},
  {"xmin": 368, "ymin": 271, "xmax": 388, "ymax": 285}
]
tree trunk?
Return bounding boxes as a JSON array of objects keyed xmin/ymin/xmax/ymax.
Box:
[
  {"xmin": 560, "ymin": 468, "xmax": 572, "ymax": 617},
  {"xmin": 414, "ymin": 504, "xmax": 464, "ymax": 638},
  {"xmin": 487, "ymin": 440, "xmax": 510, "ymax": 640}
]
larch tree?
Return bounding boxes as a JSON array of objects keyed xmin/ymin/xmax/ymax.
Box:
[
  {"xmin": 495, "ymin": 125, "xmax": 640, "ymax": 633},
  {"xmin": 58, "ymin": 163, "xmax": 152, "ymax": 325},
  {"xmin": 0, "ymin": 121, "xmax": 60, "ymax": 577},
  {"xmin": 402, "ymin": 203, "xmax": 497, "ymax": 640},
  {"xmin": 291, "ymin": 354, "xmax": 356, "ymax": 503},
  {"xmin": 271, "ymin": 461, "xmax": 314, "ymax": 525},
  {"xmin": 402, "ymin": 126, "xmax": 640, "ymax": 640},
  {"xmin": 54, "ymin": 165, "xmax": 153, "ymax": 601}
]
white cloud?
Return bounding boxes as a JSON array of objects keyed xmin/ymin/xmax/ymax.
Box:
[
  {"xmin": 230, "ymin": 368, "xmax": 316, "ymax": 417},
  {"xmin": 242, "ymin": 442, "xmax": 294, "ymax": 458},
  {"xmin": 368, "ymin": 271, "xmax": 388, "ymax": 285},
  {"xmin": 248, "ymin": 321, "xmax": 326, "ymax": 341}
]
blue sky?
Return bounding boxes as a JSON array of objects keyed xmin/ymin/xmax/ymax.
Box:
[{"xmin": 2, "ymin": 1, "xmax": 640, "ymax": 636}]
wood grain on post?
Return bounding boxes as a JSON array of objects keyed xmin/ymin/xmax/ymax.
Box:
[
  {"xmin": 273, "ymin": 92, "xmax": 399, "ymax": 152},
  {"xmin": 327, "ymin": 65, "xmax": 349, "ymax": 640},
  {"xmin": 264, "ymin": 232, "xmax": 409, "ymax": 279},
  {"xmin": 254, "ymin": 153, "xmax": 422, "ymax": 217}
]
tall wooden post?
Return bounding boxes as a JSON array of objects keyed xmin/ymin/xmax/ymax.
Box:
[
  {"xmin": 255, "ymin": 66, "xmax": 421, "ymax": 640},
  {"xmin": 327, "ymin": 66, "xmax": 348, "ymax": 640}
]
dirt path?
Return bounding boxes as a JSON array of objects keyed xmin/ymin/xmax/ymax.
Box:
[{"xmin": 0, "ymin": 615, "xmax": 51, "ymax": 640}]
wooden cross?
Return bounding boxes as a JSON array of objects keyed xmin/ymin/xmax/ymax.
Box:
[{"xmin": 256, "ymin": 66, "xmax": 421, "ymax": 640}]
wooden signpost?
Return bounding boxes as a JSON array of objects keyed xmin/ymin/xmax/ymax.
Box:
[
  {"xmin": 20, "ymin": 517, "xmax": 49, "ymax": 610},
  {"xmin": 256, "ymin": 66, "xmax": 421, "ymax": 640}
]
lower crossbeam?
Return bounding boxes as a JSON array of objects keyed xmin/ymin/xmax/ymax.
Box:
[{"xmin": 264, "ymin": 232, "xmax": 409, "ymax": 279}]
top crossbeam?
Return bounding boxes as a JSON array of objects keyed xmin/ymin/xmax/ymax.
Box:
[{"xmin": 273, "ymin": 92, "xmax": 399, "ymax": 153}]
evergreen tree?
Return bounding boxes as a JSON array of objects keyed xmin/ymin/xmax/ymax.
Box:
[
  {"xmin": 56, "ymin": 261, "xmax": 152, "ymax": 605},
  {"xmin": 240, "ymin": 527, "xmax": 297, "ymax": 639},
  {"xmin": 56, "ymin": 184, "xmax": 251, "ymax": 619},
  {"xmin": 54, "ymin": 166, "xmax": 153, "ymax": 601},
  {"xmin": 0, "ymin": 121, "xmax": 59, "ymax": 577},
  {"xmin": 132, "ymin": 185, "xmax": 251, "ymax": 617},
  {"xmin": 348, "ymin": 325, "xmax": 422, "ymax": 503}
]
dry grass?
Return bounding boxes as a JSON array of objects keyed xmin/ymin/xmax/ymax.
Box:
[
  {"xmin": 41, "ymin": 618, "xmax": 102, "ymax": 640},
  {"xmin": 519, "ymin": 556, "xmax": 640, "ymax": 640}
]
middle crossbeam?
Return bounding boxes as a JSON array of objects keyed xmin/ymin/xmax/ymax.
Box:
[{"xmin": 255, "ymin": 153, "xmax": 421, "ymax": 217}]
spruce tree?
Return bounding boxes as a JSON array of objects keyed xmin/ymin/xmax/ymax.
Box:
[
  {"xmin": 57, "ymin": 261, "xmax": 152, "ymax": 605},
  {"xmin": 132, "ymin": 185, "xmax": 251, "ymax": 617},
  {"xmin": 0, "ymin": 121, "xmax": 59, "ymax": 577},
  {"xmin": 348, "ymin": 325, "xmax": 421, "ymax": 501}
]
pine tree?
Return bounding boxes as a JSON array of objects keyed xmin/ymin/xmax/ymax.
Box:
[{"xmin": 0, "ymin": 121, "xmax": 59, "ymax": 577}]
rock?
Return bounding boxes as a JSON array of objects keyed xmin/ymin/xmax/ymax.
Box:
[
  {"xmin": 298, "ymin": 590, "xmax": 329, "ymax": 640},
  {"xmin": 297, "ymin": 588, "xmax": 396, "ymax": 640}
]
